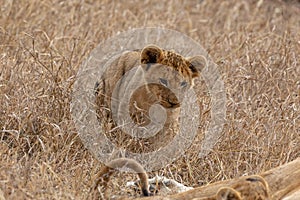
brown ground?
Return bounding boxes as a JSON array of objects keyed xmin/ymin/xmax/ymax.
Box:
[{"xmin": 0, "ymin": 0, "xmax": 299, "ymax": 199}]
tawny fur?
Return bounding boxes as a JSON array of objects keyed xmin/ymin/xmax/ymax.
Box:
[
  {"xmin": 192, "ymin": 187, "xmax": 242, "ymax": 200},
  {"xmin": 93, "ymin": 158, "xmax": 150, "ymax": 199},
  {"xmin": 94, "ymin": 44, "xmax": 206, "ymax": 151},
  {"xmin": 192, "ymin": 175, "xmax": 269, "ymax": 200}
]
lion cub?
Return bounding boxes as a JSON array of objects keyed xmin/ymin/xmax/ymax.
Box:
[
  {"xmin": 95, "ymin": 45, "xmax": 206, "ymax": 151},
  {"xmin": 192, "ymin": 175, "xmax": 270, "ymax": 200}
]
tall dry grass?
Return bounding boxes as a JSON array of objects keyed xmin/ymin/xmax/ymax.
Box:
[{"xmin": 0, "ymin": 0, "xmax": 299, "ymax": 199}]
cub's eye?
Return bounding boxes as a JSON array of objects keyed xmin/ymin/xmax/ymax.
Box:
[
  {"xmin": 180, "ymin": 81, "xmax": 188, "ymax": 88},
  {"xmin": 159, "ymin": 78, "xmax": 168, "ymax": 87}
]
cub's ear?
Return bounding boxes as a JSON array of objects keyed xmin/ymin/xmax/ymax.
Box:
[
  {"xmin": 188, "ymin": 55, "xmax": 207, "ymax": 78},
  {"xmin": 141, "ymin": 45, "xmax": 163, "ymax": 64},
  {"xmin": 216, "ymin": 187, "xmax": 241, "ymax": 200}
]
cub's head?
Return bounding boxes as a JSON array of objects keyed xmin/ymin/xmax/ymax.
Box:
[
  {"xmin": 140, "ymin": 44, "xmax": 206, "ymax": 87},
  {"xmin": 193, "ymin": 175, "xmax": 269, "ymax": 200},
  {"xmin": 134, "ymin": 45, "xmax": 206, "ymax": 109},
  {"xmin": 232, "ymin": 175, "xmax": 270, "ymax": 200}
]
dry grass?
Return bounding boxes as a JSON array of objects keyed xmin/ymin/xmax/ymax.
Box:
[{"xmin": 0, "ymin": 0, "xmax": 299, "ymax": 199}]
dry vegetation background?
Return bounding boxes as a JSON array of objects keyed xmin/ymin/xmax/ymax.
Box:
[{"xmin": 0, "ymin": 0, "xmax": 300, "ymax": 199}]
